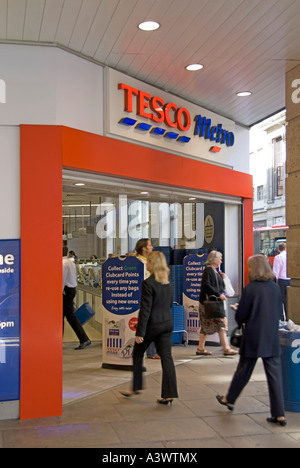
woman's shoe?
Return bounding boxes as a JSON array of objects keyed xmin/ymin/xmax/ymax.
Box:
[
  {"xmin": 267, "ymin": 417, "xmax": 287, "ymax": 427},
  {"xmin": 216, "ymin": 395, "xmax": 234, "ymax": 411},
  {"xmin": 157, "ymin": 398, "xmax": 173, "ymax": 406},
  {"xmin": 196, "ymin": 349, "xmax": 212, "ymax": 356},
  {"xmin": 120, "ymin": 391, "xmax": 141, "ymax": 398}
]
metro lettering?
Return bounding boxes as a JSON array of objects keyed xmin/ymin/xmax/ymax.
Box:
[{"xmin": 194, "ymin": 115, "xmax": 235, "ymax": 147}]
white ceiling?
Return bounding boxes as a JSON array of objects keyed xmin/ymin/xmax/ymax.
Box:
[{"xmin": 1, "ymin": 0, "xmax": 300, "ymax": 127}]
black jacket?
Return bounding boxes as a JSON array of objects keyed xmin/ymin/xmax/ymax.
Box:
[
  {"xmin": 236, "ymin": 280, "xmax": 282, "ymax": 358},
  {"xmin": 199, "ymin": 266, "xmax": 224, "ymax": 304},
  {"xmin": 136, "ymin": 275, "xmax": 173, "ymax": 338}
]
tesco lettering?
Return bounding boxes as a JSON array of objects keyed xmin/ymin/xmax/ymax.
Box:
[{"xmin": 118, "ymin": 83, "xmax": 191, "ymax": 131}]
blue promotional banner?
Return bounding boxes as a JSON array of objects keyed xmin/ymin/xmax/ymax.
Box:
[
  {"xmin": 183, "ymin": 254, "xmax": 208, "ymax": 342},
  {"xmin": 102, "ymin": 256, "xmax": 145, "ymax": 368},
  {"xmin": 0, "ymin": 240, "xmax": 20, "ymax": 401}
]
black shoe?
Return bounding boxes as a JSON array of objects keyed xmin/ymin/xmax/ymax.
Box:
[
  {"xmin": 120, "ymin": 391, "xmax": 141, "ymax": 397},
  {"xmin": 267, "ymin": 417, "xmax": 287, "ymax": 427},
  {"xmin": 75, "ymin": 340, "xmax": 91, "ymax": 350},
  {"xmin": 157, "ymin": 398, "xmax": 173, "ymax": 406},
  {"xmin": 216, "ymin": 395, "xmax": 234, "ymax": 411}
]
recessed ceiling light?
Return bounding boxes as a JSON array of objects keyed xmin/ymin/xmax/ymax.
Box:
[
  {"xmin": 236, "ymin": 91, "xmax": 252, "ymax": 97},
  {"xmin": 141, "ymin": 191, "xmax": 149, "ymax": 195},
  {"xmin": 75, "ymin": 183, "xmax": 85, "ymax": 186},
  {"xmin": 185, "ymin": 63, "xmax": 203, "ymax": 71},
  {"xmin": 138, "ymin": 21, "xmax": 160, "ymax": 31}
]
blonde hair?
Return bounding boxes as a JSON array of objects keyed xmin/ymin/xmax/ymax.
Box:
[
  {"xmin": 248, "ymin": 255, "xmax": 275, "ymax": 282},
  {"xmin": 147, "ymin": 251, "xmax": 170, "ymax": 285},
  {"xmin": 206, "ymin": 250, "xmax": 222, "ymax": 266}
]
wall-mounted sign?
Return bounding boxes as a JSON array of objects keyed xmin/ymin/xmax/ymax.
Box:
[
  {"xmin": 105, "ymin": 69, "xmax": 237, "ymax": 168},
  {"xmin": 118, "ymin": 83, "xmax": 234, "ymax": 148},
  {"xmin": 0, "ymin": 239, "xmax": 20, "ymax": 402},
  {"xmin": 204, "ymin": 215, "xmax": 215, "ymax": 244}
]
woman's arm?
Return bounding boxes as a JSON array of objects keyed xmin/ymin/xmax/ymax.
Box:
[
  {"xmin": 235, "ymin": 288, "xmax": 251, "ymax": 327},
  {"xmin": 135, "ymin": 280, "xmax": 153, "ymax": 338}
]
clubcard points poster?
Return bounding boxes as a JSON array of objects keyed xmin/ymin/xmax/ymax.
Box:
[
  {"xmin": 102, "ymin": 256, "xmax": 145, "ymax": 368},
  {"xmin": 183, "ymin": 253, "xmax": 208, "ymax": 342},
  {"xmin": 0, "ymin": 240, "xmax": 20, "ymax": 402}
]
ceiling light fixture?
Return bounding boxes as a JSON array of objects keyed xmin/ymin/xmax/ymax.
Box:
[
  {"xmin": 75, "ymin": 183, "xmax": 85, "ymax": 186},
  {"xmin": 138, "ymin": 21, "xmax": 160, "ymax": 31},
  {"xmin": 185, "ymin": 63, "xmax": 203, "ymax": 71},
  {"xmin": 236, "ymin": 91, "xmax": 252, "ymax": 97}
]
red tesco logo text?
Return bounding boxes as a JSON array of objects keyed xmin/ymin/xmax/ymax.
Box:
[{"xmin": 118, "ymin": 83, "xmax": 191, "ymax": 132}]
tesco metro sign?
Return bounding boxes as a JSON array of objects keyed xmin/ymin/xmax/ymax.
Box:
[{"xmin": 118, "ymin": 83, "xmax": 235, "ymax": 148}]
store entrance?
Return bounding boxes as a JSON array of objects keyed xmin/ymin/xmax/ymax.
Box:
[{"xmin": 62, "ymin": 169, "xmax": 242, "ymax": 403}]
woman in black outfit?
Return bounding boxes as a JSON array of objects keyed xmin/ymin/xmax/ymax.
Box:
[
  {"xmin": 197, "ymin": 250, "xmax": 237, "ymax": 356},
  {"xmin": 121, "ymin": 251, "xmax": 178, "ymax": 405},
  {"xmin": 217, "ymin": 254, "xmax": 287, "ymax": 427}
]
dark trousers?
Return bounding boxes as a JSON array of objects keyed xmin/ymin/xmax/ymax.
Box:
[
  {"xmin": 63, "ymin": 286, "xmax": 89, "ymax": 344},
  {"xmin": 226, "ymin": 355, "xmax": 285, "ymax": 418},
  {"xmin": 278, "ymin": 279, "xmax": 290, "ymax": 320},
  {"xmin": 132, "ymin": 322, "xmax": 178, "ymax": 399}
]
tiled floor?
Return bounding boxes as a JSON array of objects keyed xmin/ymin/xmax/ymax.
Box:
[{"xmin": 1, "ymin": 341, "xmax": 300, "ymax": 448}]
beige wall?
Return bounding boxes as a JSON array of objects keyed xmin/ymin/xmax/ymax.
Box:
[{"xmin": 286, "ymin": 64, "xmax": 300, "ymax": 323}]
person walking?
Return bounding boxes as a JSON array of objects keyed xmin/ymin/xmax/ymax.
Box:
[
  {"xmin": 121, "ymin": 251, "xmax": 178, "ymax": 405},
  {"xmin": 63, "ymin": 246, "xmax": 91, "ymax": 350},
  {"xmin": 216, "ymin": 254, "xmax": 286, "ymax": 427},
  {"xmin": 273, "ymin": 243, "xmax": 290, "ymax": 321},
  {"xmin": 135, "ymin": 239, "xmax": 160, "ymax": 359},
  {"xmin": 197, "ymin": 250, "xmax": 238, "ymax": 356}
]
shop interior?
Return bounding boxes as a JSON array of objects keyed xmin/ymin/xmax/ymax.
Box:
[{"xmin": 62, "ymin": 169, "xmax": 243, "ymax": 347}]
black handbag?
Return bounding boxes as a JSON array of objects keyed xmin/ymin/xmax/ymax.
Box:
[
  {"xmin": 203, "ymin": 295, "xmax": 226, "ymax": 319},
  {"xmin": 230, "ymin": 326, "xmax": 243, "ymax": 348}
]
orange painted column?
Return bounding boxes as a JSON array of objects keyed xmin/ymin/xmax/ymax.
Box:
[
  {"xmin": 19, "ymin": 124, "xmax": 253, "ymax": 419},
  {"xmin": 20, "ymin": 126, "xmax": 63, "ymax": 419}
]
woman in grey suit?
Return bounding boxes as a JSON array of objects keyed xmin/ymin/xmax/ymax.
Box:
[
  {"xmin": 217, "ymin": 255, "xmax": 286, "ymax": 426},
  {"xmin": 121, "ymin": 251, "xmax": 178, "ymax": 405}
]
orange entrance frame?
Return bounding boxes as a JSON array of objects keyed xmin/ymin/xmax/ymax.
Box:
[{"xmin": 20, "ymin": 125, "xmax": 253, "ymax": 420}]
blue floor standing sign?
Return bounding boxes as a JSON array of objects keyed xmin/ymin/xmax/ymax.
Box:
[
  {"xmin": 102, "ymin": 256, "xmax": 145, "ymax": 369},
  {"xmin": 183, "ymin": 253, "xmax": 208, "ymax": 342},
  {"xmin": 0, "ymin": 240, "xmax": 20, "ymax": 401}
]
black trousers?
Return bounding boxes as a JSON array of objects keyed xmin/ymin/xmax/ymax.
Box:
[
  {"xmin": 278, "ymin": 279, "xmax": 290, "ymax": 320},
  {"xmin": 63, "ymin": 286, "xmax": 89, "ymax": 344},
  {"xmin": 132, "ymin": 321, "xmax": 178, "ymax": 399},
  {"xmin": 226, "ymin": 354, "xmax": 285, "ymax": 418}
]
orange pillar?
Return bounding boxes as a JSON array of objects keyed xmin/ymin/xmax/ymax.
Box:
[{"xmin": 20, "ymin": 125, "xmax": 63, "ymax": 419}]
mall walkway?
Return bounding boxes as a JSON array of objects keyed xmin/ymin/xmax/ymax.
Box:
[{"xmin": 1, "ymin": 342, "xmax": 300, "ymax": 448}]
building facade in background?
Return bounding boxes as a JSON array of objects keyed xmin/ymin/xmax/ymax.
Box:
[{"xmin": 250, "ymin": 110, "xmax": 287, "ymax": 228}]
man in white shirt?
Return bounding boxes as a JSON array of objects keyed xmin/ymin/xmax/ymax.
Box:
[
  {"xmin": 63, "ymin": 247, "xmax": 91, "ymax": 350},
  {"xmin": 273, "ymin": 243, "xmax": 290, "ymax": 320}
]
